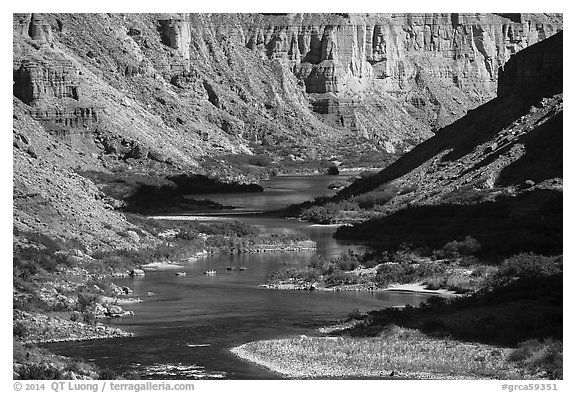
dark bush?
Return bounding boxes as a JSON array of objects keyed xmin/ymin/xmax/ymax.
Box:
[
  {"xmin": 426, "ymin": 296, "xmax": 447, "ymax": 307},
  {"xmin": 13, "ymin": 321, "xmax": 28, "ymax": 339},
  {"xmin": 300, "ymin": 206, "xmax": 334, "ymax": 224},
  {"xmin": 348, "ymin": 308, "xmax": 367, "ymax": 320},
  {"xmin": 437, "ymin": 236, "xmax": 482, "ymax": 259},
  {"xmin": 77, "ymin": 292, "xmax": 100, "ymax": 312},
  {"xmin": 16, "ymin": 363, "xmax": 64, "ymax": 380},
  {"xmin": 361, "ymin": 257, "xmax": 380, "ymax": 269},
  {"xmin": 334, "ymin": 251, "xmax": 361, "ymax": 271},
  {"xmin": 270, "ymin": 267, "xmax": 321, "ymax": 283},
  {"xmin": 390, "ymin": 248, "xmax": 420, "ymax": 264},
  {"xmin": 352, "ymin": 187, "xmax": 397, "ymax": 209},
  {"xmin": 375, "ymin": 263, "xmax": 405, "ymax": 285},
  {"xmin": 324, "ymin": 270, "xmax": 362, "ymax": 286},
  {"xmin": 508, "ymin": 338, "xmax": 563, "ymax": 379},
  {"xmin": 82, "ymin": 311, "xmax": 97, "ymax": 324},
  {"xmin": 99, "ymin": 368, "xmax": 118, "ymax": 380},
  {"xmin": 192, "ymin": 220, "xmax": 261, "ymax": 237},
  {"xmin": 326, "ymin": 165, "xmax": 339, "ymax": 175},
  {"xmin": 489, "ymin": 253, "xmax": 562, "ymax": 287}
]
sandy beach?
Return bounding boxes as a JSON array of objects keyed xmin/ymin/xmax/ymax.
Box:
[
  {"xmin": 383, "ymin": 282, "xmax": 460, "ymax": 297},
  {"xmin": 141, "ymin": 261, "xmax": 185, "ymax": 271}
]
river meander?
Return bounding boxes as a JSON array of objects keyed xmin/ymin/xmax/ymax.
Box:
[{"xmin": 45, "ymin": 175, "xmax": 435, "ymax": 379}]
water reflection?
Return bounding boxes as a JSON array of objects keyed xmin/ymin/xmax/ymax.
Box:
[
  {"xmin": 45, "ymin": 175, "xmax": 433, "ymax": 379},
  {"xmin": 186, "ymin": 174, "xmax": 347, "ymax": 214}
]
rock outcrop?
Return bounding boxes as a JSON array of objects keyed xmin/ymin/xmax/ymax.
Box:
[
  {"xmin": 342, "ymin": 30, "xmax": 563, "ymax": 200},
  {"xmin": 237, "ymin": 13, "xmax": 561, "ymax": 140},
  {"xmin": 13, "ymin": 13, "xmax": 562, "ymax": 167},
  {"xmin": 11, "ymin": 13, "xmax": 562, "ymax": 248},
  {"xmin": 13, "ymin": 59, "xmax": 80, "ymax": 104},
  {"xmin": 497, "ymin": 31, "xmax": 563, "ymax": 101},
  {"xmin": 333, "ymin": 31, "xmax": 563, "ymax": 255},
  {"xmin": 157, "ymin": 14, "xmax": 192, "ymax": 62}
]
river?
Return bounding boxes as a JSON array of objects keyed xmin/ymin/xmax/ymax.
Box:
[{"xmin": 45, "ymin": 175, "xmax": 435, "ymax": 379}]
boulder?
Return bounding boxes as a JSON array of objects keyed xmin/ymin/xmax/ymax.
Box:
[
  {"xmin": 105, "ymin": 305, "xmax": 126, "ymax": 318},
  {"xmin": 129, "ymin": 269, "xmax": 145, "ymax": 277},
  {"xmin": 126, "ymin": 230, "xmax": 140, "ymax": 243}
]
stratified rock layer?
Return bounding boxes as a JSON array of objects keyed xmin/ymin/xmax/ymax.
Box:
[
  {"xmin": 12, "ymin": 13, "xmax": 562, "ymax": 247},
  {"xmin": 236, "ymin": 13, "xmax": 561, "ymax": 140},
  {"xmin": 334, "ymin": 32, "xmax": 563, "ymax": 255}
]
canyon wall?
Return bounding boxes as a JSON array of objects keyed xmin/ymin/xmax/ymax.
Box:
[
  {"xmin": 11, "ymin": 13, "xmax": 562, "ymax": 248},
  {"xmin": 13, "ymin": 13, "xmax": 562, "ymax": 164},
  {"xmin": 234, "ymin": 13, "xmax": 561, "ymax": 142}
]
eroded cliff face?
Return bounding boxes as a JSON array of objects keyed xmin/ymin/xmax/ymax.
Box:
[
  {"xmin": 332, "ymin": 31, "xmax": 563, "ymax": 255},
  {"xmin": 233, "ymin": 13, "xmax": 561, "ymax": 143},
  {"xmin": 341, "ymin": 31, "xmax": 563, "ymax": 210},
  {"xmin": 13, "ymin": 13, "xmax": 562, "ymax": 166},
  {"xmin": 11, "ymin": 13, "xmax": 562, "ymax": 246}
]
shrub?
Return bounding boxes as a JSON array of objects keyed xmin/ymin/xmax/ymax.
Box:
[
  {"xmin": 508, "ymin": 339, "xmax": 562, "ymax": 379},
  {"xmin": 438, "ymin": 236, "xmax": 482, "ymax": 259},
  {"xmin": 70, "ymin": 311, "xmax": 81, "ymax": 322},
  {"xmin": 99, "ymin": 368, "xmax": 118, "ymax": 380},
  {"xmin": 16, "ymin": 363, "xmax": 64, "ymax": 380},
  {"xmin": 326, "ymin": 165, "xmax": 339, "ymax": 175},
  {"xmin": 194, "ymin": 220, "xmax": 260, "ymax": 237},
  {"xmin": 489, "ymin": 253, "xmax": 562, "ymax": 287},
  {"xmin": 270, "ymin": 267, "xmax": 321, "ymax": 283},
  {"xmin": 221, "ymin": 153, "xmax": 272, "ymax": 168},
  {"xmin": 77, "ymin": 291, "xmax": 100, "ymax": 312},
  {"xmin": 499, "ymin": 254, "xmax": 562, "ymax": 279},
  {"xmin": 248, "ymin": 154, "xmax": 272, "ymax": 167},
  {"xmin": 334, "ymin": 251, "xmax": 361, "ymax": 271},
  {"xmin": 300, "ymin": 206, "xmax": 335, "ymax": 224},
  {"xmin": 471, "ymin": 265, "xmax": 498, "ymax": 278},
  {"xmin": 375, "ymin": 263, "xmax": 405, "ymax": 285},
  {"xmin": 352, "ymin": 187, "xmax": 397, "ymax": 209},
  {"xmin": 309, "ymin": 257, "xmax": 333, "ymax": 274},
  {"xmin": 13, "ymin": 256, "xmax": 42, "ymax": 281},
  {"xmin": 390, "ymin": 248, "xmax": 420, "ymax": 264},
  {"xmin": 426, "ymin": 296, "xmax": 447, "ymax": 307},
  {"xmin": 293, "ymin": 268, "xmax": 322, "ymax": 282},
  {"xmin": 324, "ymin": 270, "xmax": 362, "ymax": 286},
  {"xmin": 361, "ymin": 256, "xmax": 380, "ymax": 269},
  {"xmin": 348, "ymin": 308, "xmax": 367, "ymax": 320},
  {"xmin": 13, "ymin": 321, "xmax": 28, "ymax": 339},
  {"xmin": 82, "ymin": 311, "xmax": 97, "ymax": 324}
]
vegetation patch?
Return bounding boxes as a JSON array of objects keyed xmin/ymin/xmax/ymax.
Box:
[
  {"xmin": 79, "ymin": 170, "xmax": 262, "ymax": 214},
  {"xmin": 231, "ymin": 326, "xmax": 526, "ymax": 379},
  {"xmin": 264, "ymin": 240, "xmax": 492, "ymax": 293},
  {"xmin": 247, "ymin": 252, "xmax": 562, "ymax": 379},
  {"xmin": 334, "ymin": 189, "xmax": 562, "ymax": 257}
]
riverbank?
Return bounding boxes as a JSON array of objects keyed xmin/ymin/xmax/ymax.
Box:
[
  {"xmin": 236, "ymin": 254, "xmax": 563, "ymax": 380},
  {"xmin": 14, "ymin": 310, "xmax": 134, "ymax": 344},
  {"xmin": 258, "ymin": 281, "xmax": 459, "ymax": 297},
  {"xmin": 230, "ymin": 325, "xmax": 527, "ymax": 379}
]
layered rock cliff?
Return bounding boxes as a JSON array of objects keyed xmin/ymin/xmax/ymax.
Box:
[
  {"xmin": 12, "ymin": 13, "xmax": 562, "ymax": 247},
  {"xmin": 13, "ymin": 13, "xmax": 562, "ymax": 166},
  {"xmin": 235, "ymin": 13, "xmax": 561, "ymax": 144},
  {"xmin": 333, "ymin": 31, "xmax": 563, "ymax": 254}
]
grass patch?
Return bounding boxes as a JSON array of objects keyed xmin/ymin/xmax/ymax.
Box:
[{"xmin": 233, "ymin": 326, "xmax": 523, "ymax": 378}]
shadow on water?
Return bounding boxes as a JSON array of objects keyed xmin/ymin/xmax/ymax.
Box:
[{"xmin": 44, "ymin": 174, "xmax": 438, "ymax": 379}]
